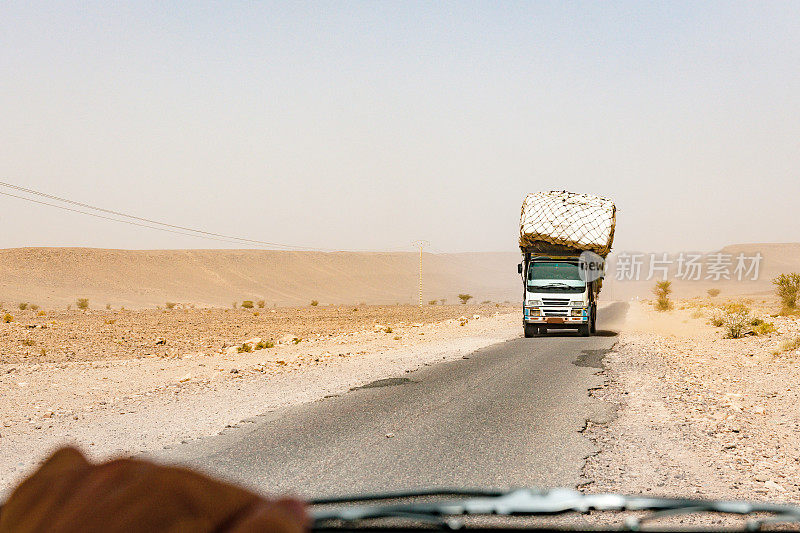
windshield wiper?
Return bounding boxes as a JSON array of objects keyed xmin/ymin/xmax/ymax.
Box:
[{"xmin": 310, "ymin": 488, "xmax": 800, "ymax": 531}]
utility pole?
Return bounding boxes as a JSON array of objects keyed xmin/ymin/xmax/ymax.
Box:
[{"xmin": 411, "ymin": 240, "xmax": 429, "ymax": 307}]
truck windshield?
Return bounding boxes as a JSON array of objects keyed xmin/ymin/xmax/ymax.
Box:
[{"xmin": 527, "ymin": 262, "xmax": 585, "ymax": 293}]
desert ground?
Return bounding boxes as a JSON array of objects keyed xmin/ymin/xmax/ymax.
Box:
[
  {"xmin": 584, "ymin": 295, "xmax": 800, "ymax": 505},
  {"xmin": 0, "ymin": 302, "xmax": 519, "ymax": 496},
  {"xmin": 3, "ymin": 243, "xmax": 800, "ymax": 522}
]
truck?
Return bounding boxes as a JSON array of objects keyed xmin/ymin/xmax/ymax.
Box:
[{"xmin": 517, "ymin": 191, "xmax": 616, "ymax": 338}]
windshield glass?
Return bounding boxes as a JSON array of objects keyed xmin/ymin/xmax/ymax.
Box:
[
  {"xmin": 527, "ymin": 262, "xmax": 585, "ymax": 293},
  {"xmin": 5, "ymin": 3, "xmax": 799, "ymax": 526}
]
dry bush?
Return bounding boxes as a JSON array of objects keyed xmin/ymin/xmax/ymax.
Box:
[
  {"xmin": 773, "ymin": 273, "xmax": 800, "ymax": 309},
  {"xmin": 237, "ymin": 343, "xmax": 252, "ymax": 353},
  {"xmin": 18, "ymin": 302, "xmax": 28, "ymax": 310},
  {"xmin": 722, "ymin": 303, "xmax": 751, "ymax": 339},
  {"xmin": 774, "ymin": 336, "xmax": 800, "ymax": 356},
  {"xmin": 22, "ymin": 339, "xmax": 35, "ymax": 346},
  {"xmin": 310, "ymin": 300, "xmax": 319, "ymax": 307},
  {"xmin": 255, "ymin": 340, "xmax": 274, "ymax": 350},
  {"xmin": 652, "ymin": 281, "xmax": 673, "ymax": 311},
  {"xmin": 241, "ymin": 300, "xmax": 254, "ymax": 309},
  {"xmin": 458, "ymin": 294, "xmax": 473, "ymax": 305},
  {"xmin": 257, "ymin": 300, "xmax": 266, "ymax": 308},
  {"xmin": 428, "ymin": 300, "xmax": 437, "ymax": 305},
  {"xmin": 232, "ymin": 302, "xmax": 238, "ymax": 309},
  {"xmin": 106, "ymin": 303, "xmax": 112, "ymax": 310},
  {"xmin": 37, "ymin": 310, "xmax": 46, "ymax": 317},
  {"xmin": 3, "ymin": 313, "xmax": 13, "ymax": 323},
  {"xmin": 707, "ymin": 288, "xmax": 721, "ymax": 297},
  {"xmin": 30, "ymin": 304, "xmax": 39, "ymax": 311},
  {"xmin": 165, "ymin": 302, "xmax": 176, "ymax": 309},
  {"xmin": 76, "ymin": 298, "xmax": 89, "ymax": 310},
  {"xmin": 754, "ymin": 321, "xmax": 777, "ymax": 336}
]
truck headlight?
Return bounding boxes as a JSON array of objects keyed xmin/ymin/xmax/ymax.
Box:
[
  {"xmin": 528, "ymin": 307, "xmax": 542, "ymax": 317},
  {"xmin": 570, "ymin": 307, "xmax": 584, "ymax": 317},
  {"xmin": 527, "ymin": 299, "xmax": 542, "ymax": 306}
]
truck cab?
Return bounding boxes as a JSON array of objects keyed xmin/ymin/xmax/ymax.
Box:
[{"xmin": 518, "ymin": 254, "xmax": 598, "ymax": 338}]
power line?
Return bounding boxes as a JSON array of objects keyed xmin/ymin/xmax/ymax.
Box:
[
  {"xmin": 0, "ymin": 190, "xmax": 249, "ymax": 245},
  {"xmin": 0, "ymin": 180, "xmax": 416, "ymax": 252},
  {"xmin": 0, "ymin": 180, "xmax": 317, "ymax": 250}
]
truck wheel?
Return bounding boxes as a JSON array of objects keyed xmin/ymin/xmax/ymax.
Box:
[
  {"xmin": 578, "ymin": 324, "xmax": 590, "ymax": 337},
  {"xmin": 590, "ymin": 307, "xmax": 597, "ymax": 334},
  {"xmin": 524, "ymin": 324, "xmax": 537, "ymax": 338},
  {"xmin": 538, "ymin": 326, "xmax": 547, "ymax": 335}
]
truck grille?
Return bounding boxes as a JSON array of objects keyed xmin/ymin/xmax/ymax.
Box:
[
  {"xmin": 544, "ymin": 309, "xmax": 568, "ymax": 317},
  {"xmin": 542, "ymin": 298, "xmax": 570, "ymax": 306}
]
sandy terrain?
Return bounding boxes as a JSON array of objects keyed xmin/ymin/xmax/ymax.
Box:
[
  {"xmin": 0, "ymin": 248, "xmax": 520, "ymax": 308},
  {"xmin": 0, "ymin": 304, "xmax": 519, "ymax": 496},
  {"xmin": 584, "ymin": 299, "xmax": 800, "ymax": 506}
]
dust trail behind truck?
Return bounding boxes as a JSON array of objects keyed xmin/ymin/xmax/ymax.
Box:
[{"xmin": 518, "ymin": 191, "xmax": 616, "ymax": 338}]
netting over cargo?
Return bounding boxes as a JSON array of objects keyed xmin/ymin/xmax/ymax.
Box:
[{"xmin": 519, "ymin": 191, "xmax": 616, "ymax": 257}]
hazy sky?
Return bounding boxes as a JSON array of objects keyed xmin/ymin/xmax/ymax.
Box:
[{"xmin": 1, "ymin": 1, "xmax": 799, "ymax": 253}]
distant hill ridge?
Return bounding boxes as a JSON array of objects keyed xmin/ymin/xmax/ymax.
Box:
[
  {"xmin": 1, "ymin": 244, "xmax": 797, "ymax": 309},
  {"xmin": 0, "ymin": 248, "xmax": 520, "ymax": 308}
]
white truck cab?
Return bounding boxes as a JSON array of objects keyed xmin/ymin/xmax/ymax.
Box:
[{"xmin": 518, "ymin": 254, "xmax": 598, "ymax": 338}]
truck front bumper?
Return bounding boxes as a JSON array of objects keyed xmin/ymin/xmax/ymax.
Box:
[{"xmin": 523, "ymin": 307, "xmax": 588, "ymax": 326}]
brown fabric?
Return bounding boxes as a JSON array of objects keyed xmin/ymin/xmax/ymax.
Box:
[{"xmin": 0, "ymin": 448, "xmax": 308, "ymax": 533}]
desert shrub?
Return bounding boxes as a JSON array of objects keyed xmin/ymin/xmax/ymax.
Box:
[
  {"xmin": 385, "ymin": 326, "xmax": 393, "ymax": 334},
  {"xmin": 105, "ymin": 319, "xmax": 116, "ymax": 325},
  {"xmin": 707, "ymin": 288, "xmax": 721, "ymax": 297},
  {"xmin": 428, "ymin": 300, "xmax": 437, "ymax": 305},
  {"xmin": 241, "ymin": 300, "xmax": 254, "ymax": 309},
  {"xmin": 3, "ymin": 313, "xmax": 13, "ymax": 323},
  {"xmin": 232, "ymin": 302, "xmax": 238, "ymax": 309},
  {"xmin": 722, "ymin": 303, "xmax": 751, "ymax": 339},
  {"xmin": 106, "ymin": 303, "xmax": 111, "ymax": 310},
  {"xmin": 76, "ymin": 298, "xmax": 89, "ymax": 310},
  {"xmin": 165, "ymin": 302, "xmax": 176, "ymax": 309},
  {"xmin": 779, "ymin": 306, "xmax": 800, "ymax": 317},
  {"xmin": 481, "ymin": 300, "xmax": 492, "ymax": 304},
  {"xmin": 310, "ymin": 300, "xmax": 319, "ymax": 306},
  {"xmin": 750, "ymin": 317, "xmax": 764, "ymax": 326},
  {"xmin": 710, "ymin": 313, "xmax": 724, "ymax": 327},
  {"xmin": 754, "ymin": 321, "xmax": 777, "ymax": 336},
  {"xmin": 773, "ymin": 273, "xmax": 800, "ymax": 309},
  {"xmin": 18, "ymin": 302, "xmax": 28, "ymax": 310},
  {"xmin": 30, "ymin": 304, "xmax": 39, "ymax": 311},
  {"xmin": 237, "ymin": 343, "xmax": 252, "ymax": 353},
  {"xmin": 774, "ymin": 336, "xmax": 800, "ymax": 356},
  {"xmin": 37, "ymin": 310, "xmax": 46, "ymax": 317},
  {"xmin": 22, "ymin": 339, "xmax": 35, "ymax": 346},
  {"xmin": 257, "ymin": 300, "xmax": 265, "ymax": 308},
  {"xmin": 255, "ymin": 340, "xmax": 274, "ymax": 350},
  {"xmin": 458, "ymin": 294, "xmax": 473, "ymax": 305},
  {"xmin": 651, "ymin": 281, "xmax": 673, "ymax": 311}
]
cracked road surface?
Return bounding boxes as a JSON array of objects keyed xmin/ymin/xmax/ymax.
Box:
[{"xmin": 159, "ymin": 302, "xmax": 628, "ymax": 499}]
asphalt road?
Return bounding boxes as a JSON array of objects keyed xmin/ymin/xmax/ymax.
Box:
[{"xmin": 161, "ymin": 302, "xmax": 628, "ymax": 499}]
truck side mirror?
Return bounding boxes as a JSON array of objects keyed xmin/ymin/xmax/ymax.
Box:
[{"xmin": 517, "ymin": 263, "xmax": 523, "ymax": 274}]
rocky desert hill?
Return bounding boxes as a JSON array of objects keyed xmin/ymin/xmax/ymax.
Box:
[
  {"xmin": 2, "ymin": 243, "xmax": 797, "ymax": 309},
  {"xmin": 0, "ymin": 248, "xmax": 521, "ymax": 308}
]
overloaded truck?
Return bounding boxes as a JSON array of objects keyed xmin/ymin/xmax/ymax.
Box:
[{"xmin": 518, "ymin": 191, "xmax": 616, "ymax": 338}]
